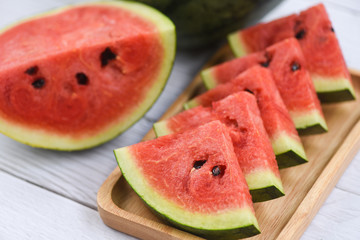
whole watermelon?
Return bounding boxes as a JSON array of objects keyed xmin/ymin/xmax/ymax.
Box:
[{"xmin": 129, "ymin": 0, "xmax": 282, "ymax": 49}]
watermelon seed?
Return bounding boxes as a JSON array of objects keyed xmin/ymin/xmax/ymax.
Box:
[
  {"xmin": 260, "ymin": 61, "xmax": 269, "ymax": 67},
  {"xmin": 212, "ymin": 165, "xmax": 225, "ymax": 177},
  {"xmin": 295, "ymin": 29, "xmax": 306, "ymax": 39},
  {"xmin": 331, "ymin": 26, "xmax": 335, "ymax": 32},
  {"xmin": 76, "ymin": 72, "xmax": 89, "ymax": 85},
  {"xmin": 100, "ymin": 47, "xmax": 117, "ymax": 67},
  {"xmin": 245, "ymin": 89, "xmax": 254, "ymax": 95},
  {"xmin": 193, "ymin": 160, "xmax": 206, "ymax": 169},
  {"xmin": 291, "ymin": 62, "xmax": 301, "ymax": 72},
  {"xmin": 260, "ymin": 52, "xmax": 272, "ymax": 68},
  {"xmin": 25, "ymin": 66, "xmax": 38, "ymax": 75},
  {"xmin": 32, "ymin": 78, "xmax": 45, "ymax": 89}
]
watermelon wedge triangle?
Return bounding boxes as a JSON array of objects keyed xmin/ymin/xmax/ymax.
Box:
[
  {"xmin": 186, "ymin": 66, "xmax": 307, "ymax": 169},
  {"xmin": 115, "ymin": 120, "xmax": 260, "ymax": 239},
  {"xmin": 0, "ymin": 2, "xmax": 175, "ymax": 150},
  {"xmin": 228, "ymin": 4, "xmax": 355, "ymax": 102},
  {"xmin": 202, "ymin": 38, "xmax": 327, "ymax": 135},
  {"xmin": 154, "ymin": 92, "xmax": 284, "ymax": 202}
]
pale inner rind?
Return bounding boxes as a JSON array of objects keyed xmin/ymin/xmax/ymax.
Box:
[
  {"xmin": 153, "ymin": 121, "xmax": 172, "ymax": 137},
  {"xmin": 312, "ymin": 74, "xmax": 355, "ymax": 96},
  {"xmin": 271, "ymin": 131, "xmax": 307, "ymax": 160},
  {"xmin": 183, "ymin": 99, "xmax": 199, "ymax": 110},
  {"xmin": 246, "ymin": 169, "xmax": 284, "ymax": 193},
  {"xmin": 115, "ymin": 147, "xmax": 260, "ymax": 231},
  {"xmin": 201, "ymin": 68, "xmax": 217, "ymax": 90},
  {"xmin": 290, "ymin": 110, "xmax": 328, "ymax": 131},
  {"xmin": 228, "ymin": 32, "xmax": 249, "ymax": 57}
]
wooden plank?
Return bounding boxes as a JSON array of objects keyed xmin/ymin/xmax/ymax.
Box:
[
  {"xmin": 336, "ymin": 151, "xmax": 360, "ymax": 195},
  {"xmin": 277, "ymin": 120, "xmax": 360, "ymax": 239},
  {"xmin": 0, "ymin": 118, "xmax": 154, "ymax": 209},
  {"xmin": 0, "ymin": 170, "xmax": 134, "ymax": 239},
  {"xmin": 302, "ymin": 188, "xmax": 360, "ymax": 239},
  {"xmin": 97, "ymin": 42, "xmax": 360, "ymax": 239}
]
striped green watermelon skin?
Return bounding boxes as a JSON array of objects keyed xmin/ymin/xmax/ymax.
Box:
[
  {"xmin": 155, "ymin": 92, "xmax": 284, "ymax": 202},
  {"xmin": 202, "ymin": 38, "xmax": 327, "ymax": 135},
  {"xmin": 0, "ymin": 2, "xmax": 176, "ymax": 150},
  {"xmin": 115, "ymin": 121, "xmax": 260, "ymax": 239},
  {"xmin": 187, "ymin": 66, "xmax": 307, "ymax": 169},
  {"xmin": 228, "ymin": 4, "xmax": 355, "ymax": 102}
]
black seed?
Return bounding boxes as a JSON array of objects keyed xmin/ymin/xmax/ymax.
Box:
[
  {"xmin": 76, "ymin": 72, "xmax": 89, "ymax": 85},
  {"xmin": 331, "ymin": 26, "xmax": 335, "ymax": 32},
  {"xmin": 193, "ymin": 160, "xmax": 207, "ymax": 169},
  {"xmin": 260, "ymin": 52, "xmax": 272, "ymax": 68},
  {"xmin": 245, "ymin": 89, "xmax": 254, "ymax": 94},
  {"xmin": 212, "ymin": 166, "xmax": 221, "ymax": 176},
  {"xmin": 260, "ymin": 61, "xmax": 270, "ymax": 68},
  {"xmin": 32, "ymin": 78, "xmax": 45, "ymax": 89},
  {"xmin": 295, "ymin": 29, "xmax": 306, "ymax": 39},
  {"xmin": 25, "ymin": 66, "xmax": 38, "ymax": 75},
  {"xmin": 291, "ymin": 62, "xmax": 301, "ymax": 72},
  {"xmin": 100, "ymin": 47, "xmax": 117, "ymax": 67}
]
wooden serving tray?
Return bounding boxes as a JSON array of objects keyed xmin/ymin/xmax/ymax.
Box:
[{"xmin": 97, "ymin": 45, "xmax": 360, "ymax": 240}]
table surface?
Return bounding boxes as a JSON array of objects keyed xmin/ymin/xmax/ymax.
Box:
[{"xmin": 1, "ymin": 0, "xmax": 360, "ymax": 239}]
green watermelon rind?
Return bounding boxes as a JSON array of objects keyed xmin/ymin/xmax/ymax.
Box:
[
  {"xmin": 153, "ymin": 120, "xmax": 285, "ymax": 202},
  {"xmin": 290, "ymin": 110, "xmax": 328, "ymax": 135},
  {"xmin": 312, "ymin": 75, "xmax": 356, "ymax": 102},
  {"xmin": 201, "ymin": 66, "xmax": 329, "ymax": 135},
  {"xmin": 245, "ymin": 170, "xmax": 284, "ymax": 202},
  {"xmin": 227, "ymin": 31, "xmax": 356, "ymax": 102},
  {"xmin": 271, "ymin": 132, "xmax": 308, "ymax": 169},
  {"xmin": 0, "ymin": 1, "xmax": 176, "ymax": 151},
  {"xmin": 114, "ymin": 147, "xmax": 260, "ymax": 239}
]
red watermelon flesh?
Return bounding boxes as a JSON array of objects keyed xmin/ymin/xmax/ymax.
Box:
[
  {"xmin": 154, "ymin": 92, "xmax": 284, "ymax": 202},
  {"xmin": 154, "ymin": 106, "xmax": 218, "ymax": 135},
  {"xmin": 0, "ymin": 2, "xmax": 176, "ymax": 150},
  {"xmin": 202, "ymin": 38, "xmax": 327, "ymax": 134},
  {"xmin": 115, "ymin": 120, "xmax": 260, "ymax": 238},
  {"xmin": 186, "ymin": 66, "xmax": 307, "ymax": 168},
  {"xmin": 228, "ymin": 4, "xmax": 355, "ymax": 102}
]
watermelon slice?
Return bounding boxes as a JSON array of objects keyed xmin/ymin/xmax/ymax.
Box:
[
  {"xmin": 115, "ymin": 120, "xmax": 260, "ymax": 239},
  {"xmin": 0, "ymin": 2, "xmax": 175, "ymax": 150},
  {"xmin": 154, "ymin": 92, "xmax": 284, "ymax": 202},
  {"xmin": 228, "ymin": 4, "xmax": 355, "ymax": 102},
  {"xmin": 202, "ymin": 38, "xmax": 327, "ymax": 135},
  {"xmin": 186, "ymin": 66, "xmax": 307, "ymax": 169}
]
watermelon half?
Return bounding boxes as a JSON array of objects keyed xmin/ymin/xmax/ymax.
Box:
[
  {"xmin": 202, "ymin": 38, "xmax": 327, "ymax": 135},
  {"xmin": 115, "ymin": 120, "xmax": 260, "ymax": 239},
  {"xmin": 186, "ymin": 66, "xmax": 307, "ymax": 169},
  {"xmin": 228, "ymin": 4, "xmax": 355, "ymax": 102},
  {"xmin": 0, "ymin": 2, "xmax": 175, "ymax": 150},
  {"xmin": 154, "ymin": 92, "xmax": 284, "ymax": 202}
]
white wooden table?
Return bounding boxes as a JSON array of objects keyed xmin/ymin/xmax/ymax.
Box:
[{"xmin": 0, "ymin": 0, "xmax": 359, "ymax": 239}]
